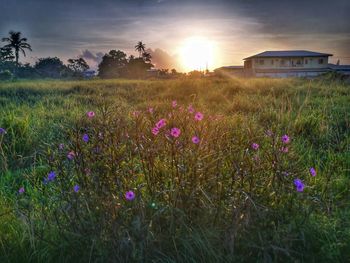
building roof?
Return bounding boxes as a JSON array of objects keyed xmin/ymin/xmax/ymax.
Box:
[{"xmin": 244, "ymin": 50, "xmax": 333, "ymax": 60}]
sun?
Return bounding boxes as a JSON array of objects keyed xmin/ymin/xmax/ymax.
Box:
[{"xmin": 179, "ymin": 36, "xmax": 215, "ymax": 72}]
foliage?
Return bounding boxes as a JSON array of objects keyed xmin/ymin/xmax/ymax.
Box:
[
  {"xmin": 34, "ymin": 57, "xmax": 69, "ymax": 79},
  {"xmin": 1, "ymin": 31, "xmax": 32, "ymax": 67},
  {"xmin": 0, "ymin": 70, "xmax": 13, "ymax": 81}
]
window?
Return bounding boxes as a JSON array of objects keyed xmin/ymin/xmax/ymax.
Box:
[
  {"xmin": 296, "ymin": 59, "xmax": 302, "ymax": 65},
  {"xmin": 318, "ymin": 58, "xmax": 324, "ymax": 64},
  {"xmin": 259, "ymin": 59, "xmax": 264, "ymax": 65},
  {"xmin": 281, "ymin": 59, "xmax": 286, "ymax": 66},
  {"xmin": 271, "ymin": 60, "xmax": 274, "ymax": 65},
  {"xmin": 305, "ymin": 59, "xmax": 308, "ymax": 64}
]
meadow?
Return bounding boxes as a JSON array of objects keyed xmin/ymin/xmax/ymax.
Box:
[{"xmin": 0, "ymin": 77, "xmax": 349, "ymax": 262}]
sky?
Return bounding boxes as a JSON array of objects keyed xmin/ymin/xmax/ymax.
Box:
[{"xmin": 1, "ymin": 0, "xmax": 349, "ymax": 71}]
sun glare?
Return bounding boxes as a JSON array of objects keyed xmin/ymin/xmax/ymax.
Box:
[{"xmin": 180, "ymin": 36, "xmax": 215, "ymax": 72}]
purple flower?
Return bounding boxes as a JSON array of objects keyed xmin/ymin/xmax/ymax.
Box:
[
  {"xmin": 152, "ymin": 127, "xmax": 159, "ymax": 135},
  {"xmin": 194, "ymin": 112, "xmax": 204, "ymax": 121},
  {"xmin": 192, "ymin": 136, "xmax": 200, "ymax": 144},
  {"xmin": 282, "ymin": 134, "xmax": 290, "ymax": 144},
  {"xmin": 67, "ymin": 151, "xmax": 75, "ymax": 160},
  {"xmin": 0, "ymin": 127, "xmax": 6, "ymax": 134},
  {"xmin": 294, "ymin": 178, "xmax": 305, "ymax": 192},
  {"xmin": 155, "ymin": 119, "xmax": 166, "ymax": 129},
  {"xmin": 58, "ymin": 143, "xmax": 65, "ymax": 150},
  {"xmin": 172, "ymin": 100, "xmax": 177, "ymax": 108},
  {"xmin": 125, "ymin": 190, "xmax": 135, "ymax": 201},
  {"xmin": 73, "ymin": 185, "xmax": 80, "ymax": 192},
  {"xmin": 18, "ymin": 187, "xmax": 25, "ymax": 194},
  {"xmin": 82, "ymin": 134, "xmax": 89, "ymax": 142},
  {"xmin": 170, "ymin": 127, "xmax": 181, "ymax": 138},
  {"xmin": 48, "ymin": 171, "xmax": 56, "ymax": 181},
  {"xmin": 251, "ymin": 143, "xmax": 259, "ymax": 150},
  {"xmin": 309, "ymin": 167, "xmax": 317, "ymax": 177},
  {"xmin": 87, "ymin": 111, "xmax": 95, "ymax": 118}
]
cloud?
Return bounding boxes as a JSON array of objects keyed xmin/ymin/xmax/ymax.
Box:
[
  {"xmin": 146, "ymin": 48, "xmax": 180, "ymax": 70},
  {"xmin": 78, "ymin": 50, "xmax": 104, "ymax": 68}
]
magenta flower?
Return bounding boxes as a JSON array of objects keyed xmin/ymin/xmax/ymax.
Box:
[
  {"xmin": 251, "ymin": 143, "xmax": 259, "ymax": 150},
  {"xmin": 188, "ymin": 105, "xmax": 194, "ymax": 113},
  {"xmin": 155, "ymin": 119, "xmax": 166, "ymax": 129},
  {"xmin": 125, "ymin": 190, "xmax": 135, "ymax": 201},
  {"xmin": 82, "ymin": 134, "xmax": 89, "ymax": 142},
  {"xmin": 170, "ymin": 127, "xmax": 181, "ymax": 138},
  {"xmin": 282, "ymin": 134, "xmax": 290, "ymax": 144},
  {"xmin": 192, "ymin": 136, "xmax": 200, "ymax": 144},
  {"xmin": 152, "ymin": 127, "xmax": 159, "ymax": 135},
  {"xmin": 309, "ymin": 167, "xmax": 317, "ymax": 177},
  {"xmin": 87, "ymin": 111, "xmax": 95, "ymax": 118},
  {"xmin": 73, "ymin": 185, "xmax": 80, "ymax": 192},
  {"xmin": 172, "ymin": 100, "xmax": 177, "ymax": 108},
  {"xmin": 294, "ymin": 179, "xmax": 305, "ymax": 192},
  {"xmin": 194, "ymin": 112, "xmax": 204, "ymax": 121},
  {"xmin": 67, "ymin": 151, "xmax": 75, "ymax": 160},
  {"xmin": 18, "ymin": 187, "xmax": 25, "ymax": 194}
]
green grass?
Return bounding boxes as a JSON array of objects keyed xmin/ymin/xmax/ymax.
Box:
[{"xmin": 0, "ymin": 77, "xmax": 349, "ymax": 262}]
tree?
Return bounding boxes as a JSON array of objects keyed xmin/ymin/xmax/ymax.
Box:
[
  {"xmin": 142, "ymin": 52, "xmax": 152, "ymax": 63},
  {"xmin": 2, "ymin": 31, "xmax": 32, "ymax": 68},
  {"xmin": 67, "ymin": 58, "xmax": 89, "ymax": 78},
  {"xmin": 126, "ymin": 56, "xmax": 153, "ymax": 79},
  {"xmin": 34, "ymin": 57, "xmax": 67, "ymax": 78},
  {"xmin": 98, "ymin": 50, "xmax": 128, "ymax": 79},
  {"xmin": 134, "ymin": 41, "xmax": 146, "ymax": 58},
  {"xmin": 0, "ymin": 47, "xmax": 14, "ymax": 61}
]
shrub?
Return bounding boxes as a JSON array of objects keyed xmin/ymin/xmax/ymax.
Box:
[{"xmin": 0, "ymin": 70, "xmax": 13, "ymax": 81}]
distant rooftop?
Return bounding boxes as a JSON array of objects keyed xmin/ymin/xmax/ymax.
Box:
[{"xmin": 244, "ymin": 50, "xmax": 333, "ymax": 60}]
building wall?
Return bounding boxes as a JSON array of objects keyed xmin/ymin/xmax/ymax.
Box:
[{"xmin": 250, "ymin": 56, "xmax": 329, "ymax": 70}]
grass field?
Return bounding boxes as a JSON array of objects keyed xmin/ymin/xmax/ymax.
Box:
[{"xmin": 0, "ymin": 77, "xmax": 349, "ymax": 262}]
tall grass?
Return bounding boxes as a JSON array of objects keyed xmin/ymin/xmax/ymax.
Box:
[{"xmin": 0, "ymin": 77, "xmax": 349, "ymax": 262}]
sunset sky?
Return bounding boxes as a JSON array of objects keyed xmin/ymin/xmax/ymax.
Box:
[{"xmin": 1, "ymin": 0, "xmax": 349, "ymax": 71}]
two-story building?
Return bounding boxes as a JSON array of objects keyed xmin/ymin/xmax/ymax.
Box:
[{"xmin": 243, "ymin": 50, "xmax": 332, "ymax": 77}]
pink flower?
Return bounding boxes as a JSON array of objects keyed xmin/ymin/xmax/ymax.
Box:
[
  {"xmin": 18, "ymin": 187, "xmax": 25, "ymax": 194},
  {"xmin": 148, "ymin": 107, "xmax": 154, "ymax": 114},
  {"xmin": 251, "ymin": 143, "xmax": 259, "ymax": 150},
  {"xmin": 125, "ymin": 190, "xmax": 135, "ymax": 201},
  {"xmin": 152, "ymin": 127, "xmax": 159, "ymax": 135},
  {"xmin": 192, "ymin": 136, "xmax": 200, "ymax": 144},
  {"xmin": 155, "ymin": 119, "xmax": 166, "ymax": 129},
  {"xmin": 67, "ymin": 151, "xmax": 75, "ymax": 160},
  {"xmin": 172, "ymin": 100, "xmax": 177, "ymax": 108},
  {"xmin": 282, "ymin": 134, "xmax": 290, "ymax": 144},
  {"xmin": 194, "ymin": 112, "xmax": 204, "ymax": 121},
  {"xmin": 87, "ymin": 111, "xmax": 95, "ymax": 118},
  {"xmin": 280, "ymin": 147, "xmax": 289, "ymax": 153},
  {"xmin": 132, "ymin": 111, "xmax": 140, "ymax": 117},
  {"xmin": 170, "ymin": 127, "xmax": 181, "ymax": 138},
  {"xmin": 309, "ymin": 167, "xmax": 317, "ymax": 177},
  {"xmin": 188, "ymin": 105, "xmax": 194, "ymax": 113}
]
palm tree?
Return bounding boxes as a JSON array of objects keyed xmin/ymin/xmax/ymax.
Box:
[
  {"xmin": 142, "ymin": 52, "xmax": 152, "ymax": 63},
  {"xmin": 2, "ymin": 31, "xmax": 32, "ymax": 67},
  {"xmin": 134, "ymin": 41, "xmax": 146, "ymax": 58}
]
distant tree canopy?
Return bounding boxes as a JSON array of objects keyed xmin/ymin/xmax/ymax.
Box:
[
  {"xmin": 67, "ymin": 58, "xmax": 89, "ymax": 78},
  {"xmin": 98, "ymin": 43, "xmax": 154, "ymax": 79},
  {"xmin": 34, "ymin": 57, "xmax": 68, "ymax": 79}
]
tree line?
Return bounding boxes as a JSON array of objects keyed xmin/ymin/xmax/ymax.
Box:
[{"xmin": 0, "ymin": 31, "xmax": 157, "ymax": 80}]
